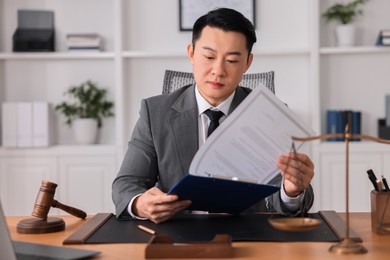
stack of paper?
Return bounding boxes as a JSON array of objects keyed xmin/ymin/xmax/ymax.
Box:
[
  {"xmin": 375, "ymin": 30, "xmax": 390, "ymax": 46},
  {"xmin": 66, "ymin": 33, "xmax": 102, "ymax": 51}
]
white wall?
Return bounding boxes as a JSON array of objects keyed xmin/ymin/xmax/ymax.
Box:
[{"xmin": 123, "ymin": 0, "xmax": 312, "ymax": 140}]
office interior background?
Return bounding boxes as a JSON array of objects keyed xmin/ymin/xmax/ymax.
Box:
[{"xmin": 1, "ymin": 0, "xmax": 390, "ymax": 216}]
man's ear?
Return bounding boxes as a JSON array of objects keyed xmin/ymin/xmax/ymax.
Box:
[
  {"xmin": 244, "ymin": 53, "xmax": 254, "ymax": 73},
  {"xmin": 187, "ymin": 43, "xmax": 195, "ymax": 65}
]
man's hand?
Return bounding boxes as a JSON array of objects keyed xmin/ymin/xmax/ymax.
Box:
[
  {"xmin": 133, "ymin": 187, "xmax": 191, "ymax": 223},
  {"xmin": 277, "ymin": 152, "xmax": 314, "ymax": 197}
]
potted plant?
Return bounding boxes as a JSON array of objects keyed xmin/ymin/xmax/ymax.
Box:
[
  {"xmin": 55, "ymin": 80, "xmax": 114, "ymax": 144},
  {"xmin": 322, "ymin": 0, "xmax": 368, "ymax": 47}
]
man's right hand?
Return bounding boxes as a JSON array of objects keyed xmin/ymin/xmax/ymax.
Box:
[{"xmin": 132, "ymin": 187, "xmax": 192, "ymax": 223}]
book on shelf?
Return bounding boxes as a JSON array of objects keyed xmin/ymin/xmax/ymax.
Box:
[
  {"xmin": 326, "ymin": 110, "xmax": 341, "ymax": 141},
  {"xmin": 17, "ymin": 102, "xmax": 33, "ymax": 147},
  {"xmin": 32, "ymin": 102, "xmax": 53, "ymax": 147},
  {"xmin": 375, "ymin": 29, "xmax": 390, "ymax": 46},
  {"xmin": 66, "ymin": 33, "xmax": 102, "ymax": 51},
  {"xmin": 326, "ymin": 110, "xmax": 361, "ymax": 142}
]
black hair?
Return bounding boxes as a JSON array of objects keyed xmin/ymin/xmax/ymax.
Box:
[{"xmin": 192, "ymin": 8, "xmax": 257, "ymax": 54}]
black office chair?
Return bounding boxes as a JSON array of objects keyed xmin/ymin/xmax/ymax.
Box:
[{"xmin": 162, "ymin": 70, "xmax": 275, "ymax": 94}]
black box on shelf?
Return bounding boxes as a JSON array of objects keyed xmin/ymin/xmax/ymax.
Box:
[
  {"xmin": 12, "ymin": 10, "xmax": 55, "ymax": 52},
  {"xmin": 378, "ymin": 119, "xmax": 390, "ymax": 140}
]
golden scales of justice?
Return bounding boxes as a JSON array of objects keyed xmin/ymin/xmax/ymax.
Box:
[{"xmin": 268, "ymin": 124, "xmax": 390, "ymax": 255}]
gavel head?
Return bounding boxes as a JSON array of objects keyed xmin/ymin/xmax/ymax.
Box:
[{"xmin": 32, "ymin": 180, "xmax": 58, "ymax": 220}]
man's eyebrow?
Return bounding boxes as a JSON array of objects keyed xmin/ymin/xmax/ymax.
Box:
[{"xmin": 202, "ymin": 46, "xmax": 242, "ymax": 56}]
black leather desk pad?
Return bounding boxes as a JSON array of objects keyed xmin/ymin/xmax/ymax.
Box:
[{"xmin": 85, "ymin": 213, "xmax": 339, "ymax": 244}]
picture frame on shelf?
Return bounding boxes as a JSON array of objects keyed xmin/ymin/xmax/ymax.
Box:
[{"xmin": 179, "ymin": 0, "xmax": 256, "ymax": 31}]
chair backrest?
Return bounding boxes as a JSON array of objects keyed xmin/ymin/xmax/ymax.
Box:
[{"xmin": 162, "ymin": 70, "xmax": 275, "ymax": 94}]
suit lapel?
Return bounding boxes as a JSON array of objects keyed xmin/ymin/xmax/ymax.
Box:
[
  {"xmin": 168, "ymin": 86, "xmax": 250, "ymax": 174},
  {"xmin": 169, "ymin": 85, "xmax": 199, "ymax": 174}
]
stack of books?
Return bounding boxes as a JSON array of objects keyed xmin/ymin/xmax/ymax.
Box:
[
  {"xmin": 375, "ymin": 30, "xmax": 390, "ymax": 46},
  {"xmin": 66, "ymin": 33, "xmax": 102, "ymax": 51},
  {"xmin": 326, "ymin": 110, "xmax": 361, "ymax": 142}
]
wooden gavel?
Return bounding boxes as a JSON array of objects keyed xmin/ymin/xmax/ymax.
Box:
[
  {"xmin": 32, "ymin": 180, "xmax": 87, "ymax": 220},
  {"xmin": 17, "ymin": 180, "xmax": 87, "ymax": 234}
]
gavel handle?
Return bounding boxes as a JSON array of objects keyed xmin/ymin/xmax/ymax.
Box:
[{"xmin": 52, "ymin": 200, "xmax": 87, "ymax": 219}]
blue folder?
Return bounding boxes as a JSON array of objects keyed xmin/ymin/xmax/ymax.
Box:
[{"xmin": 167, "ymin": 174, "xmax": 280, "ymax": 214}]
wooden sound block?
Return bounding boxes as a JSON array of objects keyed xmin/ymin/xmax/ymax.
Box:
[
  {"xmin": 145, "ymin": 234, "xmax": 233, "ymax": 259},
  {"xmin": 17, "ymin": 217, "xmax": 65, "ymax": 234}
]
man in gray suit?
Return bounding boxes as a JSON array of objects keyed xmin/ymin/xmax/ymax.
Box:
[{"xmin": 112, "ymin": 8, "xmax": 314, "ymax": 223}]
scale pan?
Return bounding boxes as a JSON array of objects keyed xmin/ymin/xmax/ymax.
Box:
[{"xmin": 269, "ymin": 217, "xmax": 321, "ymax": 231}]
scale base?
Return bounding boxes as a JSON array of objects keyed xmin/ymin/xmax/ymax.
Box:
[
  {"xmin": 17, "ymin": 217, "xmax": 65, "ymax": 234},
  {"xmin": 329, "ymin": 238, "xmax": 367, "ymax": 255}
]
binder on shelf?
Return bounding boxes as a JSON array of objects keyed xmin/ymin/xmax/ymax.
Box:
[
  {"xmin": 32, "ymin": 102, "xmax": 52, "ymax": 147},
  {"xmin": 17, "ymin": 102, "xmax": 33, "ymax": 147},
  {"xmin": 1, "ymin": 102, "xmax": 53, "ymax": 148},
  {"xmin": 351, "ymin": 111, "xmax": 361, "ymax": 141},
  {"xmin": 326, "ymin": 110, "xmax": 341, "ymax": 141},
  {"xmin": 2, "ymin": 103, "xmax": 18, "ymax": 147},
  {"xmin": 326, "ymin": 109, "xmax": 361, "ymax": 141},
  {"xmin": 378, "ymin": 119, "xmax": 390, "ymax": 140}
]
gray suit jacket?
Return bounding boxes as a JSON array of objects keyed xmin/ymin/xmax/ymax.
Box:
[{"xmin": 112, "ymin": 84, "xmax": 313, "ymax": 219}]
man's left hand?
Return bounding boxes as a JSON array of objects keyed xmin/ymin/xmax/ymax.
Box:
[{"xmin": 277, "ymin": 152, "xmax": 314, "ymax": 197}]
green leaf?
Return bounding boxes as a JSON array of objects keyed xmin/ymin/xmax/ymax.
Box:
[
  {"xmin": 55, "ymin": 80, "xmax": 114, "ymax": 128},
  {"xmin": 322, "ymin": 0, "xmax": 367, "ymax": 25}
]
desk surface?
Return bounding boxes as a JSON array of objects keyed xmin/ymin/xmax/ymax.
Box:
[{"xmin": 6, "ymin": 213, "xmax": 390, "ymax": 260}]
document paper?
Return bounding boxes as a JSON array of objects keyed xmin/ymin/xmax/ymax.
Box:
[{"xmin": 189, "ymin": 83, "xmax": 316, "ymax": 184}]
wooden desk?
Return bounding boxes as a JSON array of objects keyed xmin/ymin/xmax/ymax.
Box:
[{"xmin": 6, "ymin": 213, "xmax": 390, "ymax": 259}]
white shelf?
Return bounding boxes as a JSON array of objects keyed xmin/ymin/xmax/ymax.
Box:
[
  {"xmin": 0, "ymin": 52, "xmax": 115, "ymax": 60},
  {"xmin": 122, "ymin": 48, "xmax": 310, "ymax": 59},
  {"xmin": 0, "ymin": 145, "xmax": 117, "ymax": 156},
  {"xmin": 320, "ymin": 46, "xmax": 390, "ymax": 55},
  {"xmin": 122, "ymin": 51, "xmax": 187, "ymax": 58},
  {"xmin": 254, "ymin": 47, "xmax": 310, "ymax": 56},
  {"xmin": 315, "ymin": 141, "xmax": 390, "ymax": 153}
]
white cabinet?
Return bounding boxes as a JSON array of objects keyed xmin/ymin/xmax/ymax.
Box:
[
  {"xmin": 58, "ymin": 155, "xmax": 116, "ymax": 214},
  {"xmin": 0, "ymin": 146, "xmax": 116, "ymax": 215},
  {"xmin": 384, "ymin": 153, "xmax": 390, "ymax": 174},
  {"xmin": 312, "ymin": 143, "xmax": 390, "ymax": 212},
  {"xmin": 0, "ymin": 155, "xmax": 57, "ymax": 216}
]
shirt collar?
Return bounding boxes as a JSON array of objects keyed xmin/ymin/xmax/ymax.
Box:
[{"xmin": 195, "ymin": 84, "xmax": 235, "ymax": 116}]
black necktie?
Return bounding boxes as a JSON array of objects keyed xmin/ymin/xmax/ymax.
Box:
[{"xmin": 204, "ymin": 109, "xmax": 224, "ymax": 137}]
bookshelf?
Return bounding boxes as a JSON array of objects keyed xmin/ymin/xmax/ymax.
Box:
[
  {"xmin": 0, "ymin": 0, "xmax": 389, "ymax": 214},
  {"xmin": 0, "ymin": 0, "xmax": 119, "ymax": 215},
  {"xmin": 314, "ymin": 0, "xmax": 390, "ymax": 212}
]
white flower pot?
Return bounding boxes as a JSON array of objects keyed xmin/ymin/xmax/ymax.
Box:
[
  {"xmin": 72, "ymin": 118, "xmax": 98, "ymax": 144},
  {"xmin": 336, "ymin": 24, "xmax": 356, "ymax": 47}
]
